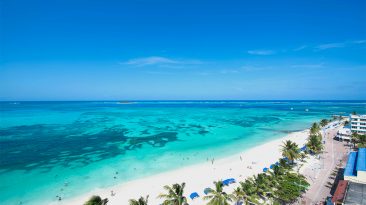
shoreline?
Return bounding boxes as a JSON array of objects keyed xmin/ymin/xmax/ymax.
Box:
[{"xmin": 56, "ymin": 129, "xmax": 311, "ymax": 205}]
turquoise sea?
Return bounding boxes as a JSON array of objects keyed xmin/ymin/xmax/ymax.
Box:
[{"xmin": 0, "ymin": 101, "xmax": 365, "ymax": 204}]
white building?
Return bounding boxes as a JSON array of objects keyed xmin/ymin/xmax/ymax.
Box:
[
  {"xmin": 350, "ymin": 114, "xmax": 366, "ymax": 135},
  {"xmin": 336, "ymin": 127, "xmax": 352, "ymax": 141}
]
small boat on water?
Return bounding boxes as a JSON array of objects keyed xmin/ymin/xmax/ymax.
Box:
[{"xmin": 117, "ymin": 101, "xmax": 135, "ymax": 104}]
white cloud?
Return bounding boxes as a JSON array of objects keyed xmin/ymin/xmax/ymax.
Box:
[
  {"xmin": 247, "ymin": 50, "xmax": 275, "ymax": 55},
  {"xmin": 315, "ymin": 43, "xmax": 345, "ymax": 50},
  {"xmin": 291, "ymin": 63, "xmax": 324, "ymax": 68},
  {"xmin": 352, "ymin": 40, "xmax": 366, "ymax": 44},
  {"xmin": 123, "ymin": 56, "xmax": 179, "ymax": 66},
  {"xmin": 293, "ymin": 45, "xmax": 307, "ymax": 51},
  {"xmin": 220, "ymin": 69, "xmax": 239, "ymax": 74},
  {"xmin": 121, "ymin": 56, "xmax": 204, "ymax": 67},
  {"xmin": 314, "ymin": 40, "xmax": 366, "ymax": 50}
]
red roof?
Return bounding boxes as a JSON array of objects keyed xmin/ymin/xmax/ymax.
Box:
[{"xmin": 332, "ymin": 180, "xmax": 348, "ymax": 203}]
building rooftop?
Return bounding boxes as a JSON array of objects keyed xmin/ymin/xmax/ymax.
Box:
[
  {"xmin": 332, "ymin": 180, "xmax": 348, "ymax": 203},
  {"xmin": 345, "ymin": 148, "xmax": 366, "ymax": 177},
  {"xmin": 345, "ymin": 152, "xmax": 358, "ymax": 177},
  {"xmin": 350, "ymin": 114, "xmax": 366, "ymax": 119},
  {"xmin": 344, "ymin": 182, "xmax": 366, "ymax": 205},
  {"xmin": 357, "ymin": 148, "xmax": 366, "ymax": 172}
]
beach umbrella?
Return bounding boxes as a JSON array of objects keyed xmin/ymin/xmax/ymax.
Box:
[
  {"xmin": 189, "ymin": 192, "xmax": 199, "ymax": 200},
  {"xmin": 263, "ymin": 167, "xmax": 269, "ymax": 172},
  {"xmin": 270, "ymin": 164, "xmax": 275, "ymax": 169},
  {"xmin": 204, "ymin": 188, "xmax": 211, "ymax": 195},
  {"xmin": 223, "ymin": 179, "xmax": 231, "ymax": 186},
  {"xmin": 275, "ymin": 162, "xmax": 279, "ymax": 166},
  {"xmin": 228, "ymin": 178, "xmax": 236, "ymax": 183}
]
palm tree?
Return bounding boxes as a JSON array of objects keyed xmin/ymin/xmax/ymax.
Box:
[
  {"xmin": 270, "ymin": 165, "xmax": 285, "ymax": 180},
  {"xmin": 158, "ymin": 183, "xmax": 188, "ymax": 205},
  {"xmin": 129, "ymin": 195, "xmax": 149, "ymax": 205},
  {"xmin": 252, "ymin": 173, "xmax": 273, "ymax": 199},
  {"xmin": 280, "ymin": 140, "xmax": 300, "ymax": 164},
  {"xmin": 320, "ymin": 119, "xmax": 328, "ymax": 127},
  {"xmin": 351, "ymin": 132, "xmax": 366, "ymax": 148},
  {"xmin": 84, "ymin": 195, "xmax": 108, "ymax": 205},
  {"xmin": 203, "ymin": 181, "xmax": 232, "ymax": 205},
  {"xmin": 310, "ymin": 123, "xmax": 320, "ymax": 135},
  {"xmin": 306, "ymin": 134, "xmax": 323, "ymax": 154},
  {"xmin": 240, "ymin": 179, "xmax": 259, "ymax": 204},
  {"xmin": 230, "ymin": 187, "xmax": 245, "ymax": 205}
]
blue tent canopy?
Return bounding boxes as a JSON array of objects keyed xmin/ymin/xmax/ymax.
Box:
[
  {"xmin": 189, "ymin": 192, "xmax": 199, "ymax": 200},
  {"xmin": 204, "ymin": 188, "xmax": 211, "ymax": 195},
  {"xmin": 263, "ymin": 167, "xmax": 269, "ymax": 172}
]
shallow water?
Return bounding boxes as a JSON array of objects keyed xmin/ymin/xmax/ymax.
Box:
[{"xmin": 0, "ymin": 101, "xmax": 365, "ymax": 204}]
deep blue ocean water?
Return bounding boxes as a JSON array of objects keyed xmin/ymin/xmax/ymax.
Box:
[{"xmin": 0, "ymin": 101, "xmax": 365, "ymax": 204}]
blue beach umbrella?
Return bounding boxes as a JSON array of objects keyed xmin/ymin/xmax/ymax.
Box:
[
  {"xmin": 189, "ymin": 192, "xmax": 199, "ymax": 200},
  {"xmin": 223, "ymin": 179, "xmax": 231, "ymax": 186},
  {"xmin": 263, "ymin": 167, "xmax": 269, "ymax": 172},
  {"xmin": 223, "ymin": 178, "xmax": 236, "ymax": 186},
  {"xmin": 228, "ymin": 178, "xmax": 236, "ymax": 183},
  {"xmin": 270, "ymin": 164, "xmax": 275, "ymax": 169},
  {"xmin": 275, "ymin": 162, "xmax": 280, "ymax": 166},
  {"xmin": 204, "ymin": 188, "xmax": 211, "ymax": 195}
]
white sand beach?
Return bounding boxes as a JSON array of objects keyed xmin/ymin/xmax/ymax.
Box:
[{"xmin": 56, "ymin": 129, "xmax": 312, "ymax": 205}]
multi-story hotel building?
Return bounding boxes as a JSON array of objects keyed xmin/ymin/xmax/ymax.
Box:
[{"xmin": 350, "ymin": 114, "xmax": 366, "ymax": 135}]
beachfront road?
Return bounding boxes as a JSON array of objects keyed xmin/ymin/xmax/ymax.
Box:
[{"xmin": 301, "ymin": 124, "xmax": 349, "ymax": 204}]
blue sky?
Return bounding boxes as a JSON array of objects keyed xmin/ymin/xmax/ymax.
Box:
[{"xmin": 0, "ymin": 0, "xmax": 366, "ymax": 100}]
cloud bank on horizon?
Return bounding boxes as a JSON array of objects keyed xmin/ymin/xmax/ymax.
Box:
[{"xmin": 0, "ymin": 0, "xmax": 365, "ymax": 100}]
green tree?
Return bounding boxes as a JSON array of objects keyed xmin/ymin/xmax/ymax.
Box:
[
  {"xmin": 230, "ymin": 187, "xmax": 245, "ymax": 205},
  {"xmin": 239, "ymin": 179, "xmax": 259, "ymax": 204},
  {"xmin": 310, "ymin": 123, "xmax": 320, "ymax": 135},
  {"xmin": 280, "ymin": 140, "xmax": 300, "ymax": 164},
  {"xmin": 273, "ymin": 173, "xmax": 309, "ymax": 203},
  {"xmin": 344, "ymin": 120, "xmax": 349, "ymax": 126},
  {"xmin": 320, "ymin": 119, "xmax": 328, "ymax": 127},
  {"xmin": 352, "ymin": 132, "xmax": 366, "ymax": 148},
  {"xmin": 158, "ymin": 183, "xmax": 188, "ymax": 205},
  {"xmin": 203, "ymin": 181, "xmax": 232, "ymax": 205},
  {"xmin": 84, "ymin": 195, "xmax": 108, "ymax": 205},
  {"xmin": 306, "ymin": 134, "xmax": 323, "ymax": 154},
  {"xmin": 270, "ymin": 165, "xmax": 285, "ymax": 181},
  {"xmin": 250, "ymin": 173, "xmax": 273, "ymax": 200},
  {"xmin": 129, "ymin": 195, "xmax": 149, "ymax": 205}
]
